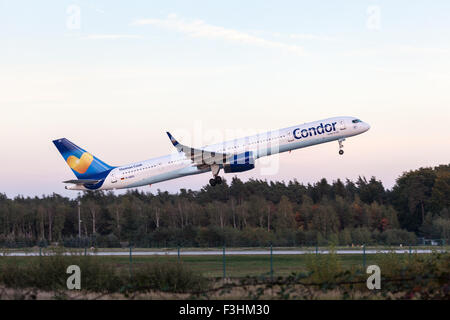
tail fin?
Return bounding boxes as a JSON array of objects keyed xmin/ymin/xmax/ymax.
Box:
[{"xmin": 52, "ymin": 138, "xmax": 114, "ymax": 179}]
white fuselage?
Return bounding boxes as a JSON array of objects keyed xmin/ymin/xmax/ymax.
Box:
[{"xmin": 66, "ymin": 116, "xmax": 370, "ymax": 190}]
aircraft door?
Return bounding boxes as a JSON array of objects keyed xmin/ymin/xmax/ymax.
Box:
[
  {"xmin": 287, "ymin": 131, "xmax": 294, "ymax": 142},
  {"xmin": 111, "ymin": 172, "xmax": 117, "ymax": 183},
  {"xmin": 339, "ymin": 120, "xmax": 346, "ymax": 130}
]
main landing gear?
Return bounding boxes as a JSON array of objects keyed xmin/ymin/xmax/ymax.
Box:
[
  {"xmin": 338, "ymin": 138, "xmax": 345, "ymax": 155},
  {"xmin": 209, "ymin": 164, "xmax": 222, "ymax": 186},
  {"xmin": 209, "ymin": 176, "xmax": 222, "ymax": 186}
]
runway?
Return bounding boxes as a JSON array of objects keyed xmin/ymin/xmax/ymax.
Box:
[{"xmin": 1, "ymin": 248, "xmax": 445, "ymax": 257}]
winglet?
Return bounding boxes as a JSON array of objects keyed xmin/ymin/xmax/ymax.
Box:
[{"xmin": 166, "ymin": 132, "xmax": 179, "ymax": 146}]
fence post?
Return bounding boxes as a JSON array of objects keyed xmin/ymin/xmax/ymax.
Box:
[
  {"xmin": 39, "ymin": 247, "xmax": 42, "ymax": 256},
  {"xmin": 315, "ymin": 243, "xmax": 318, "ymax": 255},
  {"xmin": 177, "ymin": 246, "xmax": 180, "ymax": 261},
  {"xmin": 222, "ymin": 245, "xmax": 226, "ymax": 281},
  {"xmin": 363, "ymin": 244, "xmax": 366, "ymax": 270},
  {"xmin": 270, "ymin": 244, "xmax": 273, "ymax": 282},
  {"xmin": 84, "ymin": 247, "xmax": 87, "ymax": 256},
  {"xmin": 129, "ymin": 246, "xmax": 133, "ymax": 278}
]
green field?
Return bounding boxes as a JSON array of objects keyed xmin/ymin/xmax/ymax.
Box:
[
  {"xmin": 1, "ymin": 250, "xmax": 448, "ymax": 299},
  {"xmin": 0, "ymin": 253, "xmax": 401, "ymax": 278},
  {"xmin": 2, "ymin": 245, "xmax": 446, "ymax": 278},
  {"xmin": 130, "ymin": 254, "xmax": 380, "ymax": 277}
]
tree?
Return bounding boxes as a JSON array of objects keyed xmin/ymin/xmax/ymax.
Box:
[
  {"xmin": 310, "ymin": 202, "xmax": 340, "ymax": 238},
  {"xmin": 431, "ymin": 170, "xmax": 450, "ymax": 212},
  {"xmin": 432, "ymin": 218, "xmax": 450, "ymax": 240},
  {"xmin": 0, "ymin": 165, "xmax": 448, "ymax": 247},
  {"xmin": 273, "ymin": 195, "xmax": 296, "ymax": 231},
  {"xmin": 357, "ymin": 176, "xmax": 386, "ymax": 204},
  {"xmin": 391, "ymin": 167, "xmax": 438, "ymax": 231}
]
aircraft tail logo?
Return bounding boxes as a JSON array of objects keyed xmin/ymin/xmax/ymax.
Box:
[
  {"xmin": 53, "ymin": 138, "xmax": 114, "ymax": 179},
  {"xmin": 67, "ymin": 152, "xmax": 94, "ymax": 174}
]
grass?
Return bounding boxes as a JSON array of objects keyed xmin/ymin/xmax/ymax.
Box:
[
  {"xmin": 0, "ymin": 250, "xmax": 448, "ymax": 299},
  {"xmin": 0, "ymin": 253, "xmax": 388, "ymax": 278}
]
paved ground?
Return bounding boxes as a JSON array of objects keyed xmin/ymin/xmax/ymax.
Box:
[{"xmin": 1, "ymin": 248, "xmax": 445, "ymax": 256}]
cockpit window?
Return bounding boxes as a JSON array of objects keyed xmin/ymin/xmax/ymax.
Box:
[{"xmin": 352, "ymin": 119, "xmax": 362, "ymax": 123}]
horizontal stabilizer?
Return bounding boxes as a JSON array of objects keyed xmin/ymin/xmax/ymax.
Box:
[{"xmin": 63, "ymin": 179, "xmax": 101, "ymax": 185}]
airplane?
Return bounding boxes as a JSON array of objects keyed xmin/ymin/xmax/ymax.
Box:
[{"xmin": 53, "ymin": 116, "xmax": 370, "ymax": 191}]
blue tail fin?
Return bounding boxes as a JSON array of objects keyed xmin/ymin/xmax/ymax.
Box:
[{"xmin": 52, "ymin": 138, "xmax": 114, "ymax": 179}]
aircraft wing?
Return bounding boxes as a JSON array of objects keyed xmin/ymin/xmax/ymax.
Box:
[
  {"xmin": 63, "ymin": 179, "xmax": 102, "ymax": 185},
  {"xmin": 166, "ymin": 132, "xmax": 229, "ymax": 166}
]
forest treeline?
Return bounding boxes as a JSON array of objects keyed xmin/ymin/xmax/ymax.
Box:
[{"xmin": 0, "ymin": 164, "xmax": 449, "ymax": 248}]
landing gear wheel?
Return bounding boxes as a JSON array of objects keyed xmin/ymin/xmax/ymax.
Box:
[
  {"xmin": 209, "ymin": 178, "xmax": 217, "ymax": 187},
  {"xmin": 215, "ymin": 176, "xmax": 222, "ymax": 184},
  {"xmin": 338, "ymin": 138, "xmax": 345, "ymax": 155}
]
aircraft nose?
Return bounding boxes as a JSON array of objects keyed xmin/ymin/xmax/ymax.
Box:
[{"xmin": 364, "ymin": 122, "xmax": 371, "ymax": 132}]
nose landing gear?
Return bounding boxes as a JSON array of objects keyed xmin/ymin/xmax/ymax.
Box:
[{"xmin": 338, "ymin": 138, "xmax": 345, "ymax": 155}]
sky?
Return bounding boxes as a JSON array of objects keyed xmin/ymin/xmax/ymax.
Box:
[{"xmin": 1, "ymin": 0, "xmax": 449, "ymax": 198}]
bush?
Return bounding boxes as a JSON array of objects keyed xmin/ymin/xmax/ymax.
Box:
[
  {"xmin": 381, "ymin": 229, "xmax": 417, "ymax": 245},
  {"xmin": 96, "ymin": 233, "xmax": 121, "ymax": 248},
  {"xmin": 62, "ymin": 236, "xmax": 93, "ymax": 248},
  {"xmin": 196, "ymin": 227, "xmax": 224, "ymax": 247},
  {"xmin": 351, "ymin": 227, "xmax": 372, "ymax": 245},
  {"xmin": 221, "ymin": 227, "xmax": 241, "ymax": 246},
  {"xmin": 432, "ymin": 218, "xmax": 450, "ymax": 240},
  {"xmin": 130, "ymin": 262, "xmax": 209, "ymax": 293},
  {"xmin": 0, "ymin": 250, "xmax": 122, "ymax": 292},
  {"xmin": 274, "ymin": 229, "xmax": 296, "ymax": 246},
  {"xmin": 238, "ymin": 228, "xmax": 274, "ymax": 247},
  {"xmin": 338, "ymin": 228, "xmax": 352, "ymax": 246},
  {"xmin": 0, "ymin": 250, "xmax": 209, "ymax": 294},
  {"xmin": 305, "ymin": 247, "xmax": 342, "ymax": 284}
]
